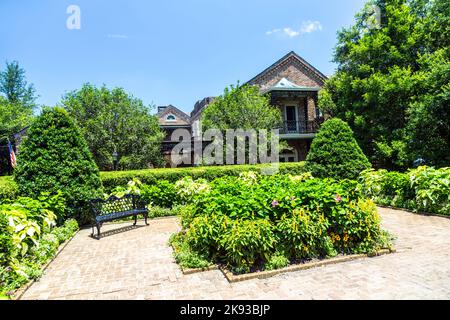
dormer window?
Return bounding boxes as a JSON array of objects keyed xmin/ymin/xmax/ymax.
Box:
[{"xmin": 166, "ymin": 114, "xmax": 177, "ymax": 122}]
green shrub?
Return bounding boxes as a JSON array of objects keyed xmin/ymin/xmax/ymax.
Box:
[
  {"xmin": 0, "ymin": 176, "xmax": 18, "ymax": 202},
  {"xmin": 185, "ymin": 213, "xmax": 231, "ymax": 257},
  {"xmin": 14, "ymin": 107, "xmax": 103, "ymax": 223},
  {"xmin": 409, "ymin": 166, "xmax": 450, "ymax": 215},
  {"xmin": 306, "ymin": 118, "xmax": 371, "ymax": 180},
  {"xmin": 149, "ymin": 206, "xmax": 177, "ymax": 219},
  {"xmin": 359, "ymin": 166, "xmax": 450, "ymax": 215},
  {"xmin": 0, "ymin": 203, "xmax": 78, "ymax": 296},
  {"xmin": 221, "ymin": 218, "xmax": 276, "ymax": 274},
  {"xmin": 264, "ymin": 252, "xmax": 290, "ymax": 271},
  {"xmin": 141, "ymin": 180, "xmax": 178, "ymax": 208},
  {"xmin": 100, "ymin": 162, "xmax": 306, "ymax": 192},
  {"xmin": 169, "ymin": 233, "xmax": 212, "ymax": 269},
  {"xmin": 276, "ymin": 208, "xmax": 335, "ymax": 259},
  {"xmin": 0, "ymin": 214, "xmax": 14, "ymax": 266}
]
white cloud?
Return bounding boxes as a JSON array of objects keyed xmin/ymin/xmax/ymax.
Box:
[
  {"xmin": 266, "ymin": 20, "xmax": 322, "ymax": 38},
  {"xmin": 283, "ymin": 28, "xmax": 300, "ymax": 38},
  {"xmin": 266, "ymin": 28, "xmax": 281, "ymax": 35},
  {"xmin": 300, "ymin": 21, "xmax": 323, "ymax": 34},
  {"xmin": 107, "ymin": 34, "xmax": 129, "ymax": 39}
]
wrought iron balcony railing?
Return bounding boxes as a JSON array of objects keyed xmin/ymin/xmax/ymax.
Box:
[{"xmin": 279, "ymin": 119, "xmax": 320, "ymax": 134}]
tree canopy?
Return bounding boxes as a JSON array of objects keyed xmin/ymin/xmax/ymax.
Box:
[
  {"xmin": 0, "ymin": 61, "xmax": 37, "ymax": 110},
  {"xmin": 0, "ymin": 61, "xmax": 36, "ymax": 175},
  {"xmin": 321, "ymin": 0, "xmax": 450, "ymax": 169},
  {"xmin": 61, "ymin": 84, "xmax": 165, "ymax": 170},
  {"xmin": 201, "ymin": 83, "xmax": 282, "ymax": 131}
]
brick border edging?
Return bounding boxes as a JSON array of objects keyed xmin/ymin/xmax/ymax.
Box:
[
  {"xmin": 220, "ymin": 249, "xmax": 395, "ymax": 283},
  {"xmin": 377, "ymin": 205, "xmax": 450, "ymax": 220},
  {"xmin": 181, "ymin": 265, "xmax": 219, "ymax": 275},
  {"xmin": 11, "ymin": 229, "xmax": 80, "ymax": 300},
  {"xmin": 180, "ymin": 249, "xmax": 394, "ymax": 282}
]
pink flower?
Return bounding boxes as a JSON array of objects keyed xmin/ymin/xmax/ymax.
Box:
[
  {"xmin": 335, "ymin": 194, "xmax": 342, "ymax": 202},
  {"xmin": 271, "ymin": 200, "xmax": 279, "ymax": 207},
  {"xmin": 290, "ymin": 196, "xmax": 296, "ymax": 201}
]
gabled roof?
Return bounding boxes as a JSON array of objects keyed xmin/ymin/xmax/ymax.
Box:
[
  {"xmin": 157, "ymin": 105, "xmax": 191, "ymax": 126},
  {"xmin": 246, "ymin": 51, "xmax": 327, "ymax": 86}
]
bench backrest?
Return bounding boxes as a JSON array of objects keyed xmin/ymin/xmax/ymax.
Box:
[{"xmin": 90, "ymin": 194, "xmax": 145, "ymax": 217}]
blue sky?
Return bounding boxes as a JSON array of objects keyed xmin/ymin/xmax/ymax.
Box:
[{"xmin": 0, "ymin": 0, "xmax": 366, "ymax": 114}]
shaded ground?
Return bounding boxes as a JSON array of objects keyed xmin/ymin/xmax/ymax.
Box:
[{"xmin": 21, "ymin": 207, "xmax": 450, "ymax": 300}]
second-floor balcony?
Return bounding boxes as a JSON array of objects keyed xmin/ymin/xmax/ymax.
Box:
[{"xmin": 279, "ymin": 119, "xmax": 321, "ymax": 135}]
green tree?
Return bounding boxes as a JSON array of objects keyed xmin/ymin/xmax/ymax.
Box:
[
  {"xmin": 201, "ymin": 83, "xmax": 284, "ymax": 164},
  {"xmin": 306, "ymin": 118, "xmax": 371, "ymax": 180},
  {"xmin": 201, "ymin": 83, "xmax": 282, "ymax": 131},
  {"xmin": 0, "ymin": 61, "xmax": 36, "ymax": 174},
  {"xmin": 61, "ymin": 84, "xmax": 165, "ymax": 170},
  {"xmin": 14, "ymin": 107, "xmax": 103, "ymax": 222},
  {"xmin": 324, "ymin": 0, "xmax": 449, "ymax": 169},
  {"xmin": 405, "ymin": 48, "xmax": 450, "ymax": 166},
  {"xmin": 0, "ymin": 96, "xmax": 33, "ymax": 138},
  {"xmin": 0, "ymin": 61, "xmax": 37, "ymax": 109}
]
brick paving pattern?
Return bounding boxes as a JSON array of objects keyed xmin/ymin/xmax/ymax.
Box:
[{"xmin": 21, "ymin": 207, "xmax": 450, "ymax": 300}]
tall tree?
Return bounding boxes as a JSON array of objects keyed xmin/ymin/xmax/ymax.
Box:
[
  {"xmin": 201, "ymin": 83, "xmax": 285, "ymax": 164},
  {"xmin": 322, "ymin": 0, "xmax": 449, "ymax": 169},
  {"xmin": 0, "ymin": 61, "xmax": 37, "ymax": 109},
  {"xmin": 201, "ymin": 83, "xmax": 282, "ymax": 131},
  {"xmin": 61, "ymin": 83, "xmax": 165, "ymax": 170}
]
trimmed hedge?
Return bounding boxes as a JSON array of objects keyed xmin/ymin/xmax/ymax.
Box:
[
  {"xmin": 0, "ymin": 176, "xmax": 18, "ymax": 202},
  {"xmin": 306, "ymin": 118, "xmax": 371, "ymax": 180},
  {"xmin": 1, "ymin": 163, "xmax": 307, "ymax": 201},
  {"xmin": 100, "ymin": 162, "xmax": 306, "ymax": 192},
  {"xmin": 14, "ymin": 107, "xmax": 103, "ymax": 222}
]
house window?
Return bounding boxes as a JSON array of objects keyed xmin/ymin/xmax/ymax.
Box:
[{"xmin": 166, "ymin": 114, "xmax": 177, "ymax": 122}]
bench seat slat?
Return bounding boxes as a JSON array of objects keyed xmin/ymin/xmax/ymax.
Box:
[{"xmin": 95, "ymin": 209, "xmax": 148, "ymax": 222}]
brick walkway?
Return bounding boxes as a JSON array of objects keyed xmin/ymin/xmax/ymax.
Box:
[{"xmin": 21, "ymin": 207, "xmax": 450, "ymax": 300}]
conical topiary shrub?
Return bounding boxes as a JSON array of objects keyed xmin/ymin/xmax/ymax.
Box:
[
  {"xmin": 14, "ymin": 107, "xmax": 103, "ymax": 222},
  {"xmin": 305, "ymin": 118, "xmax": 371, "ymax": 180}
]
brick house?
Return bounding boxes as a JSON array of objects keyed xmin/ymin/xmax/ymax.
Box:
[{"xmin": 157, "ymin": 51, "xmax": 327, "ymax": 166}]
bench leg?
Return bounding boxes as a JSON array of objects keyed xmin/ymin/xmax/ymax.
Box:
[
  {"xmin": 133, "ymin": 215, "xmax": 137, "ymax": 226},
  {"xmin": 144, "ymin": 213, "xmax": 149, "ymax": 226},
  {"xmin": 96, "ymin": 223, "xmax": 101, "ymax": 240}
]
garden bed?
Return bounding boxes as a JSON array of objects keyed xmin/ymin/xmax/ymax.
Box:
[
  {"xmin": 173, "ymin": 245, "xmax": 395, "ymax": 282},
  {"xmin": 169, "ymin": 172, "xmax": 394, "ymax": 278},
  {"xmin": 219, "ymin": 248, "xmax": 395, "ymax": 283}
]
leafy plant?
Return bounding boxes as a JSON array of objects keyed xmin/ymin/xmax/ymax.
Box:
[
  {"xmin": 141, "ymin": 180, "xmax": 178, "ymax": 208},
  {"xmin": 359, "ymin": 166, "xmax": 450, "ymax": 215},
  {"xmin": 221, "ymin": 218, "xmax": 276, "ymax": 274},
  {"xmin": 264, "ymin": 252, "xmax": 290, "ymax": 271}
]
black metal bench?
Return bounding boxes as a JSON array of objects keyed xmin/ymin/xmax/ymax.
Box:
[{"xmin": 89, "ymin": 194, "xmax": 149, "ymax": 239}]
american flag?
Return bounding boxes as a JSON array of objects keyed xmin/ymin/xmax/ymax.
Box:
[{"xmin": 8, "ymin": 141, "xmax": 16, "ymax": 168}]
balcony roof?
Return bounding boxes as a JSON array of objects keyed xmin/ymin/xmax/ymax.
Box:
[{"xmin": 262, "ymin": 78, "xmax": 321, "ymax": 94}]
